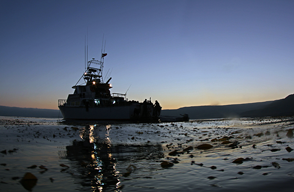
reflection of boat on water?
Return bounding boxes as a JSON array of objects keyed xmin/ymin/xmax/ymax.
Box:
[
  {"xmin": 64, "ymin": 124, "xmax": 163, "ymax": 191},
  {"xmin": 58, "ymin": 48, "xmax": 161, "ymax": 122}
]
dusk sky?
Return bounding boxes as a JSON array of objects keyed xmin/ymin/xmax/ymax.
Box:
[{"xmin": 1, "ymin": 0, "xmax": 294, "ymax": 110}]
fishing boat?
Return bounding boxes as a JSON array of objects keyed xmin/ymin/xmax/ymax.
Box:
[{"xmin": 58, "ymin": 49, "xmax": 161, "ymax": 122}]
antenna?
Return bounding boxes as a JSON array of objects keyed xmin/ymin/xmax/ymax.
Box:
[
  {"xmin": 101, "ymin": 34, "xmax": 104, "ymax": 57},
  {"xmin": 86, "ymin": 28, "xmax": 88, "ymax": 68},
  {"xmin": 84, "ymin": 35, "xmax": 86, "ymax": 71},
  {"xmin": 104, "ymin": 68, "xmax": 110, "ymax": 81},
  {"xmin": 125, "ymin": 84, "xmax": 131, "ymax": 95},
  {"xmin": 104, "ymin": 39, "xmax": 106, "ymax": 52}
]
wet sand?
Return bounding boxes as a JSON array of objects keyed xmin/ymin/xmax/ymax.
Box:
[{"xmin": 1, "ymin": 116, "xmax": 294, "ymax": 191}]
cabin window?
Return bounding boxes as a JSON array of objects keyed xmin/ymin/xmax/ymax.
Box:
[{"xmin": 94, "ymin": 99, "xmax": 100, "ymax": 106}]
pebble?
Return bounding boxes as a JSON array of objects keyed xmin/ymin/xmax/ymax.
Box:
[
  {"xmin": 282, "ymin": 158, "xmax": 294, "ymax": 162},
  {"xmin": 253, "ymin": 165, "xmax": 262, "ymax": 169},
  {"xmin": 27, "ymin": 165, "xmax": 37, "ymax": 169},
  {"xmin": 196, "ymin": 144, "xmax": 213, "ymax": 150},
  {"xmin": 272, "ymin": 162, "xmax": 281, "ymax": 169},
  {"xmin": 168, "ymin": 150, "xmax": 179, "ymax": 156},
  {"xmin": 161, "ymin": 161, "xmax": 174, "ymax": 168},
  {"xmin": 20, "ymin": 172, "xmax": 38, "ymax": 191},
  {"xmin": 286, "ymin": 146, "xmax": 293, "ymax": 152},
  {"xmin": 210, "ymin": 166, "xmax": 217, "ymax": 170},
  {"xmin": 207, "ymin": 176, "xmax": 216, "ymax": 180},
  {"xmin": 232, "ymin": 158, "xmax": 244, "ymax": 164}
]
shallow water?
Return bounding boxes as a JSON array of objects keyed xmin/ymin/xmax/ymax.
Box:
[{"xmin": 1, "ymin": 116, "xmax": 294, "ymax": 191}]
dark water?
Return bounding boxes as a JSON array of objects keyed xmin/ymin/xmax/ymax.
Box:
[{"xmin": 1, "ymin": 116, "xmax": 294, "ymax": 191}]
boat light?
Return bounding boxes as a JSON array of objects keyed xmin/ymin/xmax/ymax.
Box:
[
  {"xmin": 93, "ymin": 81, "xmax": 96, "ymax": 85},
  {"xmin": 109, "ymin": 84, "xmax": 112, "ymax": 88}
]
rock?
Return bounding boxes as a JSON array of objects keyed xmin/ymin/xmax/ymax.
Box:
[
  {"xmin": 161, "ymin": 161, "xmax": 174, "ymax": 168},
  {"xmin": 60, "ymin": 164, "xmax": 69, "ymax": 168},
  {"xmin": 272, "ymin": 162, "xmax": 280, "ymax": 169},
  {"xmin": 232, "ymin": 158, "xmax": 244, "ymax": 164},
  {"xmin": 71, "ymin": 127, "xmax": 79, "ymax": 131},
  {"xmin": 168, "ymin": 150, "xmax": 179, "ymax": 156},
  {"xmin": 282, "ymin": 158, "xmax": 294, "ymax": 162},
  {"xmin": 27, "ymin": 165, "xmax": 37, "ymax": 169},
  {"xmin": 286, "ymin": 129, "xmax": 293, "ymax": 138},
  {"xmin": 254, "ymin": 133, "xmax": 263, "ymax": 137},
  {"xmin": 211, "ymin": 136, "xmax": 231, "ymax": 142},
  {"xmin": 286, "ymin": 146, "xmax": 293, "ymax": 152},
  {"xmin": 207, "ymin": 176, "xmax": 216, "ymax": 180},
  {"xmin": 126, "ymin": 165, "xmax": 137, "ymax": 172},
  {"xmin": 210, "ymin": 166, "xmax": 217, "ymax": 170},
  {"xmin": 183, "ymin": 146, "xmax": 193, "ymax": 152},
  {"xmin": 245, "ymin": 135, "xmax": 252, "ymax": 139},
  {"xmin": 22, "ymin": 172, "xmax": 38, "ymax": 180},
  {"xmin": 196, "ymin": 144, "xmax": 213, "ymax": 150},
  {"xmin": 228, "ymin": 141, "xmax": 239, "ymax": 149},
  {"xmin": 237, "ymin": 171, "xmax": 244, "ymax": 175},
  {"xmin": 253, "ymin": 165, "xmax": 262, "ymax": 169},
  {"xmin": 8, "ymin": 148, "xmax": 18, "ymax": 153},
  {"xmin": 20, "ymin": 172, "xmax": 38, "ymax": 191},
  {"xmin": 170, "ymin": 158, "xmax": 179, "ymax": 163},
  {"xmin": 1, "ymin": 150, "xmax": 7, "ymax": 154},
  {"xmin": 123, "ymin": 171, "xmax": 131, "ymax": 177},
  {"xmin": 270, "ymin": 149, "xmax": 281, "ymax": 152},
  {"xmin": 39, "ymin": 165, "xmax": 47, "ymax": 170},
  {"xmin": 262, "ymin": 172, "xmax": 269, "ymax": 175},
  {"xmin": 222, "ymin": 141, "xmax": 231, "ymax": 144}
]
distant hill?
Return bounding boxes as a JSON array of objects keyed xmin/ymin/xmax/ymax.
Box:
[
  {"xmin": 161, "ymin": 94, "xmax": 294, "ymax": 119},
  {"xmin": 241, "ymin": 94, "xmax": 294, "ymax": 117},
  {"xmin": 161, "ymin": 101, "xmax": 273, "ymax": 119},
  {"xmin": 0, "ymin": 106, "xmax": 60, "ymax": 118}
]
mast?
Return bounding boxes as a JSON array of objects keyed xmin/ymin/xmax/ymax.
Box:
[
  {"xmin": 84, "ymin": 36, "xmax": 86, "ymax": 71},
  {"xmin": 75, "ymin": 37, "xmax": 107, "ymax": 86},
  {"xmin": 100, "ymin": 37, "xmax": 107, "ymax": 83}
]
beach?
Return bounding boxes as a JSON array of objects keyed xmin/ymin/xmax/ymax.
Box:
[{"xmin": 1, "ymin": 116, "xmax": 294, "ymax": 192}]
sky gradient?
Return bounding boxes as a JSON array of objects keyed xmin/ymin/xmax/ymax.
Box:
[{"xmin": 1, "ymin": 0, "xmax": 294, "ymax": 110}]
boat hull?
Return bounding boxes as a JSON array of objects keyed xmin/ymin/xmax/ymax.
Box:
[{"xmin": 59, "ymin": 104, "xmax": 142, "ymax": 121}]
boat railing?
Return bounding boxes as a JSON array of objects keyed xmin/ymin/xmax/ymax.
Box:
[
  {"xmin": 112, "ymin": 93, "xmax": 127, "ymax": 99},
  {"xmin": 58, "ymin": 99, "xmax": 67, "ymax": 106}
]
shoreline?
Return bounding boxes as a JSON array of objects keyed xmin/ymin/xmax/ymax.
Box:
[{"xmin": 1, "ymin": 116, "xmax": 294, "ymax": 191}]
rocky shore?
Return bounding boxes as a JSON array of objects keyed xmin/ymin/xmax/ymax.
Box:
[{"xmin": 1, "ymin": 116, "xmax": 294, "ymax": 191}]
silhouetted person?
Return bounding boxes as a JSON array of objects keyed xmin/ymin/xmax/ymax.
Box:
[{"xmin": 154, "ymin": 100, "xmax": 161, "ymax": 117}]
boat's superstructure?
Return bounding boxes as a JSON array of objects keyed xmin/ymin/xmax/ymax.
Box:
[{"xmin": 58, "ymin": 51, "xmax": 161, "ymax": 121}]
